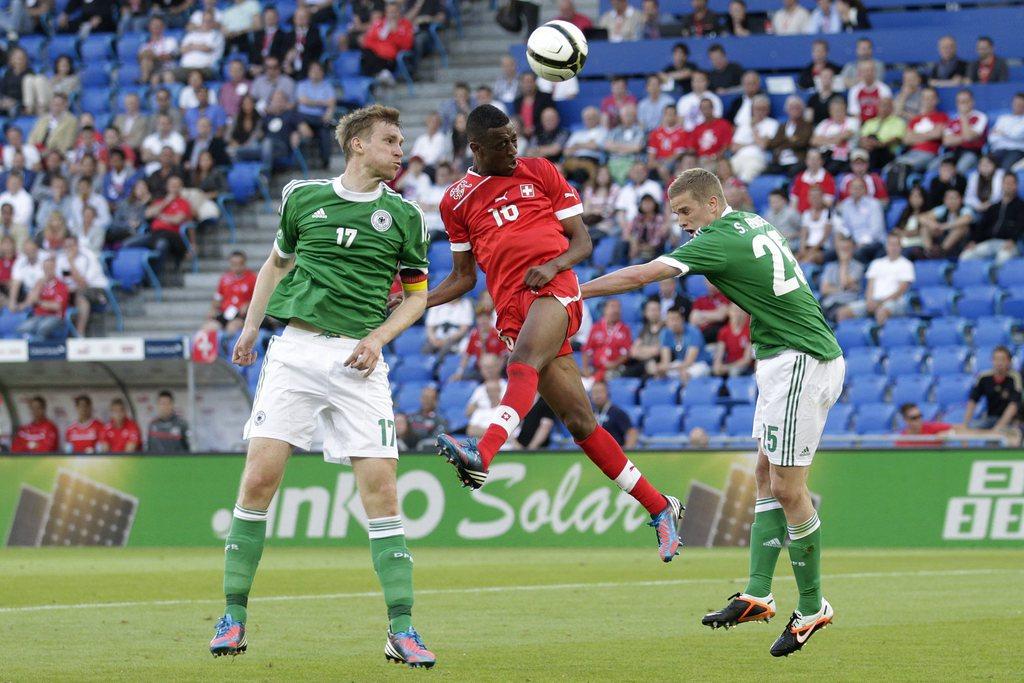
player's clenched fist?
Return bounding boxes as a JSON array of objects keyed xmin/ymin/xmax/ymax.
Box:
[
  {"xmin": 231, "ymin": 328, "xmax": 260, "ymax": 366},
  {"xmin": 345, "ymin": 334, "xmax": 384, "ymax": 377},
  {"xmin": 524, "ymin": 262, "xmax": 558, "ymax": 290}
]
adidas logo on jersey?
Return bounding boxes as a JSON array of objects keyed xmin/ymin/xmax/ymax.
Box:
[
  {"xmin": 763, "ymin": 537, "xmax": 783, "ymax": 549},
  {"xmin": 312, "ymin": 208, "xmax": 327, "ymax": 219},
  {"xmin": 800, "ymin": 447, "xmax": 811, "ymax": 457}
]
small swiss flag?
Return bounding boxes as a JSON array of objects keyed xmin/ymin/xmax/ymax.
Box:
[
  {"xmin": 520, "ymin": 184, "xmax": 535, "ymax": 198},
  {"xmin": 192, "ymin": 329, "xmax": 219, "ymax": 364}
]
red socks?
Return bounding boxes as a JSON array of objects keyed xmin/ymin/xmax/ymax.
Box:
[
  {"xmin": 477, "ymin": 362, "xmax": 539, "ymax": 468},
  {"xmin": 576, "ymin": 427, "xmax": 666, "ymax": 515}
]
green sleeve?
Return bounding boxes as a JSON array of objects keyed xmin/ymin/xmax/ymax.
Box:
[
  {"xmin": 655, "ymin": 230, "xmax": 728, "ymax": 276},
  {"xmin": 399, "ymin": 202, "xmax": 430, "ymax": 274},
  {"xmin": 275, "ymin": 185, "xmax": 300, "ymax": 257}
]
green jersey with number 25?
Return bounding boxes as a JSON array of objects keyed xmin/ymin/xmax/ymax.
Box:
[{"xmin": 656, "ymin": 208, "xmax": 842, "ymax": 361}]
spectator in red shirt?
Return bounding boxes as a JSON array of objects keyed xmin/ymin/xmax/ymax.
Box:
[
  {"xmin": 838, "ymin": 148, "xmax": 889, "ymax": 204},
  {"xmin": 124, "ymin": 175, "xmax": 192, "ymax": 275},
  {"xmin": 895, "ymin": 402, "xmax": 952, "ymax": 448},
  {"xmin": 556, "ymin": 0, "xmax": 593, "ymax": 31},
  {"xmin": 360, "ymin": 1, "xmax": 414, "ymax": 83},
  {"xmin": 11, "ymin": 395, "xmax": 60, "ymax": 453},
  {"xmin": 600, "ymin": 77, "xmax": 638, "ymax": 129},
  {"xmin": 689, "ymin": 281, "xmax": 730, "ymax": 343},
  {"xmin": 204, "ymin": 250, "xmax": 257, "ymax": 334},
  {"xmin": 790, "ymin": 149, "xmax": 836, "ymax": 212},
  {"xmin": 583, "ymin": 298, "xmax": 633, "ymax": 380},
  {"xmin": 100, "ymin": 398, "xmax": 142, "ymax": 453},
  {"xmin": 891, "ymin": 87, "xmax": 948, "ymax": 188},
  {"xmin": 0, "ymin": 234, "xmax": 15, "ymax": 306},
  {"xmin": 15, "ymin": 256, "xmax": 70, "ymax": 341},
  {"xmin": 712, "ymin": 304, "xmax": 753, "ymax": 377},
  {"xmin": 647, "ymin": 105, "xmax": 691, "ymax": 180},
  {"xmin": 65, "ymin": 395, "xmax": 105, "ymax": 454},
  {"xmin": 942, "ymin": 89, "xmax": 988, "ymax": 176},
  {"xmin": 455, "ymin": 309, "xmax": 507, "ymax": 381},
  {"xmin": 692, "ymin": 98, "xmax": 733, "ymax": 168}
]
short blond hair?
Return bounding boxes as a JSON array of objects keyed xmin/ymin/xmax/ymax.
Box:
[
  {"xmin": 334, "ymin": 104, "xmax": 401, "ymax": 158},
  {"xmin": 668, "ymin": 168, "xmax": 725, "ymax": 204}
]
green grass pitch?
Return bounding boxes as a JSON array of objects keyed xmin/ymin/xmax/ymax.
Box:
[{"xmin": 2, "ymin": 547, "xmax": 1022, "ymax": 681}]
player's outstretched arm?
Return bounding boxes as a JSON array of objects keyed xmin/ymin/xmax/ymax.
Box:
[
  {"xmin": 580, "ymin": 260, "xmax": 680, "ymax": 299},
  {"xmin": 425, "ymin": 250, "xmax": 477, "ymax": 309},
  {"xmin": 231, "ymin": 247, "xmax": 295, "ymax": 366},
  {"xmin": 346, "ymin": 288, "xmax": 427, "ymax": 377}
]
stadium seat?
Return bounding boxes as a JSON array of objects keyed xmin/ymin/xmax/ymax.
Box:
[
  {"xmin": 1002, "ymin": 296, "xmax": 1024, "ymax": 320},
  {"xmin": 823, "ymin": 403, "xmax": 854, "ymax": 434},
  {"xmin": 0, "ymin": 308, "xmax": 30, "ymax": 338},
  {"xmin": 395, "ymin": 382, "xmax": 430, "ymax": 414},
  {"xmin": 913, "ymin": 260, "xmax": 951, "ymax": 288},
  {"xmin": 878, "ymin": 318, "xmax": 921, "ymax": 348},
  {"xmin": 439, "ymin": 380, "xmax": 475, "ymax": 414},
  {"xmin": 590, "ymin": 237, "xmax": 620, "ymax": 269},
  {"xmin": 80, "ymin": 33, "xmax": 114, "ymax": 62},
  {"xmin": 846, "ymin": 347, "xmax": 885, "ymax": 376},
  {"xmin": 996, "ymin": 258, "xmax": 1024, "ymax": 288},
  {"xmin": 684, "ymin": 405, "xmax": 726, "ymax": 434},
  {"xmin": 915, "ymin": 286, "xmax": 956, "ymax": 316},
  {"xmin": 747, "ymin": 174, "xmax": 788, "ymax": 211},
  {"xmin": 845, "ymin": 376, "xmax": 889, "ymax": 405},
  {"xmin": 333, "ymin": 51, "xmax": 363, "ymax": 79},
  {"xmin": 11, "ymin": 116, "xmax": 36, "ymax": 140},
  {"xmin": 724, "ymin": 405, "xmax": 755, "ymax": 436},
  {"xmin": 47, "ymin": 34, "xmax": 79, "ymax": 67},
  {"xmin": 957, "ymin": 286, "xmax": 1002, "ymax": 319},
  {"xmin": 392, "ymin": 326, "xmax": 427, "ymax": 355},
  {"xmin": 917, "ymin": 403, "xmax": 942, "ymax": 421},
  {"xmin": 110, "ymin": 248, "xmax": 160, "ymax": 298},
  {"xmin": 339, "ymin": 77, "xmax": 375, "ymax": 107},
  {"xmin": 929, "ymin": 345, "xmax": 971, "ymax": 375},
  {"xmin": 972, "ymin": 316, "xmax": 1014, "ymax": 347},
  {"xmin": 942, "ymin": 403, "xmax": 980, "ymax": 425},
  {"xmin": 934, "ymin": 375, "xmax": 975, "ymax": 407},
  {"xmin": 890, "ymin": 376, "xmax": 934, "ymax": 406},
  {"xmin": 16, "ymin": 35, "xmax": 47, "ymax": 66},
  {"xmin": 624, "ymin": 405, "xmax": 644, "ymax": 430},
  {"xmin": 116, "ymin": 32, "xmax": 146, "ymax": 63},
  {"xmin": 639, "ymin": 383, "xmax": 678, "ymax": 407},
  {"xmin": 886, "ymin": 346, "xmax": 928, "ymax": 377},
  {"xmin": 885, "ymin": 198, "xmax": 907, "ymax": 230},
  {"xmin": 680, "ymin": 376, "xmax": 722, "ymax": 406},
  {"xmin": 835, "ymin": 318, "xmax": 875, "ymax": 349},
  {"xmin": 642, "ymin": 405, "xmax": 684, "ymax": 436},
  {"xmin": 950, "ymin": 261, "xmax": 993, "ymax": 289},
  {"xmin": 607, "ymin": 377, "xmax": 641, "ymax": 406},
  {"xmin": 80, "ymin": 65, "xmax": 110, "ymax": 88},
  {"xmin": 427, "ymin": 242, "xmax": 454, "ymax": 271},
  {"xmin": 854, "ymin": 403, "xmax": 896, "ymax": 434},
  {"xmin": 618, "ymin": 293, "xmax": 646, "ymax": 324},
  {"xmin": 391, "ymin": 356, "xmax": 435, "ymax": 384},
  {"xmin": 227, "ymin": 163, "xmax": 265, "ymax": 204},
  {"xmin": 924, "ymin": 317, "xmax": 968, "ymax": 347},
  {"xmin": 725, "ymin": 375, "xmax": 756, "ymax": 403},
  {"xmin": 684, "ymin": 276, "xmax": 709, "ymax": 298},
  {"xmin": 435, "ymin": 353, "xmax": 463, "ymax": 384},
  {"xmin": 77, "ymin": 88, "xmax": 111, "ymax": 115}
]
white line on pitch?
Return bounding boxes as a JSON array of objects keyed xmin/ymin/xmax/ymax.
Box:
[{"xmin": 1, "ymin": 567, "xmax": 1019, "ymax": 615}]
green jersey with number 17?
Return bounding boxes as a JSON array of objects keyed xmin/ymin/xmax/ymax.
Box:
[
  {"xmin": 656, "ymin": 208, "xmax": 842, "ymax": 361},
  {"xmin": 267, "ymin": 177, "xmax": 429, "ymax": 339}
]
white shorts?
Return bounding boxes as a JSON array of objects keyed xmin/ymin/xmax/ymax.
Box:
[
  {"xmin": 751, "ymin": 351, "xmax": 845, "ymax": 467},
  {"xmin": 243, "ymin": 326, "xmax": 399, "ymax": 465}
]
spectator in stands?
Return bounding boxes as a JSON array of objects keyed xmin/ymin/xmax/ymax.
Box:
[
  {"xmin": 524, "ymin": 108, "xmax": 568, "ymax": 163},
  {"xmin": 893, "ymin": 184, "xmax": 929, "ymax": 259},
  {"xmin": 100, "ymin": 398, "xmax": 142, "ymax": 453},
  {"xmin": 0, "ymin": 203, "xmax": 27, "ymax": 251},
  {"xmin": 146, "ymin": 390, "xmax": 191, "ymax": 452},
  {"xmin": 70, "ymin": 176, "xmax": 110, "ymax": 242},
  {"xmin": 848, "ymin": 62, "xmax": 891, "ymax": 124},
  {"xmin": 967, "ymin": 36, "xmax": 1009, "ymax": 84},
  {"xmin": 113, "ymin": 94, "xmax": 150, "ymax": 152},
  {"xmin": 148, "ymin": 88, "xmax": 184, "ymax": 135},
  {"xmin": 184, "ymin": 87, "xmax": 228, "ymax": 140},
  {"xmin": 693, "ymin": 98, "xmax": 733, "ymax": 170},
  {"xmin": 638, "ymin": 75, "xmax": 676, "ymax": 133},
  {"xmin": 424, "ymin": 293, "xmax": 473, "ymax": 358},
  {"xmin": 766, "ymin": 189, "xmax": 802, "ymax": 246},
  {"xmin": 138, "ymin": 16, "xmax": 179, "ymax": 84},
  {"xmin": 466, "ymin": 353, "xmax": 506, "ymax": 439},
  {"xmin": 858, "ymin": 97, "xmax": 905, "ymax": 170},
  {"xmin": 790, "ymin": 149, "xmax": 835, "ymax": 212},
  {"xmin": 920, "ymin": 188, "xmax": 972, "ymax": 259},
  {"xmin": 603, "ymin": 103, "xmax": 645, "ymax": 182},
  {"xmin": 513, "ymin": 72, "xmax": 554, "ymax": 140},
  {"xmin": 396, "ymin": 154, "xmax": 432, "ymax": 200},
  {"xmin": 730, "ymin": 95, "xmax": 777, "ymax": 182},
  {"xmin": 660, "ymin": 43, "xmax": 698, "ymax": 98},
  {"xmin": 765, "ymin": 96, "xmax": 812, "ymax": 176},
  {"xmin": 660, "ymin": 306, "xmax": 709, "ymax": 382},
  {"xmin": 580, "ymin": 166, "xmax": 620, "ymax": 243},
  {"xmin": 706, "ymin": 44, "xmax": 743, "ymax": 94},
  {"xmin": 925, "ymin": 35, "xmax": 968, "ymax": 87},
  {"xmin": 599, "ymin": 77, "xmax": 637, "ymax": 130},
  {"xmin": 360, "ymin": 1, "xmax": 413, "ymax": 84},
  {"xmin": 590, "ymin": 380, "xmax": 638, "ymax": 448},
  {"xmin": 454, "ymin": 308, "xmax": 506, "ymax": 382},
  {"xmin": 7, "ymin": 239, "xmax": 43, "ymax": 307},
  {"xmin": 638, "ymin": 0, "xmax": 673, "ymax": 39},
  {"xmin": 625, "ymin": 299, "xmax": 665, "ymax": 377},
  {"xmin": 647, "ymin": 105, "xmax": 690, "ymax": 181},
  {"xmin": 221, "ymin": 0, "xmax": 262, "ymax": 56},
  {"xmin": 1, "ymin": 48, "xmax": 42, "ymax": 117},
  {"xmin": 406, "ymin": 384, "xmax": 448, "ymax": 451},
  {"xmin": 890, "ymin": 87, "xmax": 948, "ymax": 190},
  {"xmin": 989, "ymin": 93, "xmax": 1024, "ymax": 172},
  {"xmin": 293, "ymin": 62, "xmax": 336, "ymax": 169},
  {"xmin": 942, "ymin": 89, "xmax": 988, "ymax": 176},
  {"xmin": 127, "ymin": 174, "xmax": 192, "ymax": 273},
  {"xmin": 249, "ymin": 6, "xmax": 292, "ymax": 71},
  {"xmin": 244, "ymin": 90, "xmax": 302, "ymax": 172},
  {"xmin": 411, "ymin": 111, "xmax": 451, "ymax": 167},
  {"xmin": 682, "ymin": 0, "xmax": 718, "ymax": 37},
  {"xmin": 627, "ymin": 194, "xmax": 668, "ymax": 262},
  {"xmin": 797, "ymin": 185, "xmax": 840, "ymax": 264},
  {"xmin": 615, "ymin": 161, "xmax": 663, "ymax": 235},
  {"xmin": 228, "ymin": 95, "xmax": 263, "ymax": 160},
  {"xmin": 3, "ymin": 126, "xmax": 41, "ymax": 173},
  {"xmin": 474, "ymin": 85, "xmax": 506, "ymax": 115},
  {"xmin": 712, "ymin": 304, "xmax": 752, "ymax": 377},
  {"xmin": 48, "ymin": 55, "xmax": 79, "ymax": 106},
  {"xmin": 773, "ymin": 0, "xmax": 810, "ymax": 35},
  {"xmin": 11, "ymin": 396, "xmax": 59, "ymax": 453},
  {"xmin": 563, "ymin": 107, "xmax": 608, "ymax": 185},
  {"xmin": 202, "ymin": 250, "xmax": 257, "ymax": 334},
  {"xmin": 103, "ymin": 127, "xmax": 138, "ymax": 170},
  {"xmin": 28, "ymin": 93, "xmax": 77, "ymax": 155},
  {"xmin": 16, "ymin": 255, "xmax": 70, "ymax": 341},
  {"xmin": 839, "ymin": 148, "xmax": 888, "ymax": 203},
  {"xmin": 108, "ymin": 179, "xmax": 151, "ymax": 247},
  {"xmin": 188, "ymin": 150, "xmax": 226, "ymax": 232},
  {"xmin": 141, "ymin": 116, "xmax": 186, "ymax": 175},
  {"xmin": 250, "ymin": 57, "xmax": 296, "ymax": 113},
  {"xmin": 284, "ymin": 7, "xmax": 325, "ymax": 78},
  {"xmin": 0, "ymin": 235, "xmax": 14, "ymax": 305},
  {"xmin": 557, "ymin": 0, "xmax": 593, "ymax": 32},
  {"xmin": 599, "ymin": 0, "xmax": 640, "ymax": 42},
  {"xmin": 806, "ymin": 0, "xmax": 841, "ymax": 34},
  {"xmin": 184, "ymin": 118, "xmax": 230, "ymax": 174},
  {"xmin": 146, "ymin": 147, "xmax": 187, "ymax": 198},
  {"xmin": 218, "ymin": 60, "xmax": 250, "ymax": 121},
  {"xmin": 811, "ymin": 96, "xmax": 858, "ymax": 174},
  {"xmin": 653, "ymin": 278, "xmax": 692, "ymax": 319},
  {"xmin": 961, "ymin": 173, "xmax": 1024, "ymax": 265},
  {"xmin": 58, "ymin": 233, "xmax": 107, "ymax": 334},
  {"xmin": 896, "ymin": 403, "xmax": 953, "ymax": 448},
  {"xmin": 675, "ymin": 71, "xmax": 723, "ymax": 133},
  {"xmin": 0, "ymin": 172, "xmax": 33, "ymax": 231},
  {"xmin": 839, "ymin": 38, "xmax": 884, "ymax": 91},
  {"xmin": 584, "ymin": 298, "xmax": 632, "ymax": 380},
  {"xmin": 690, "ymin": 281, "xmax": 730, "ymax": 343},
  {"xmin": 34, "ymin": 212, "xmax": 69, "ymax": 253},
  {"xmin": 837, "ymin": 233, "xmax": 913, "ymax": 324},
  {"xmin": 965, "ymin": 346, "xmax": 1021, "ymax": 430},
  {"xmin": 963, "ymin": 155, "xmax": 1004, "ymax": 214},
  {"xmin": 493, "ymin": 55, "xmax": 519, "ymax": 107},
  {"xmin": 797, "ymin": 39, "xmax": 841, "ymax": 91},
  {"xmin": 510, "ymin": 397, "xmax": 556, "ymax": 450},
  {"xmin": 440, "ymin": 82, "xmax": 473, "ymax": 132},
  {"xmin": 64, "ymin": 395, "xmax": 104, "ymax": 454},
  {"xmin": 723, "ymin": 0, "xmax": 764, "ymax": 35},
  {"xmin": 176, "ymin": 9, "xmax": 224, "ymax": 80},
  {"xmin": 836, "ymin": 176, "xmax": 886, "ymax": 263},
  {"xmin": 818, "ymin": 237, "xmax": 863, "ymax": 319},
  {"xmin": 718, "ymin": 158, "xmax": 755, "ymax": 211},
  {"xmin": 0, "ymin": 0, "xmax": 49, "ymax": 37},
  {"xmin": 725, "ymin": 71, "xmax": 764, "ymax": 130},
  {"xmin": 892, "ymin": 68, "xmax": 923, "ymax": 121},
  {"xmin": 806, "ymin": 66, "xmax": 838, "ymax": 125},
  {"xmin": 837, "ymin": 0, "xmax": 870, "ymax": 30}
]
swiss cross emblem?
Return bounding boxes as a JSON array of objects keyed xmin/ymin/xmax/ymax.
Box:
[
  {"xmin": 520, "ymin": 184, "xmax": 535, "ymax": 198},
  {"xmin": 501, "ymin": 411, "xmax": 512, "ymax": 421}
]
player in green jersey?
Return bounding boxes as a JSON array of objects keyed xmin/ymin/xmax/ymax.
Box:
[
  {"xmin": 209, "ymin": 105, "xmax": 437, "ymax": 668},
  {"xmin": 580, "ymin": 169, "xmax": 845, "ymax": 657}
]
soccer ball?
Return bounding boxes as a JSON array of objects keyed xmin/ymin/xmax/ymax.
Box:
[{"xmin": 526, "ymin": 20, "xmax": 588, "ymax": 82}]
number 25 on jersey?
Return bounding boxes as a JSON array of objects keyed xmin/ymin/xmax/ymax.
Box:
[{"xmin": 752, "ymin": 230, "xmax": 806, "ymax": 297}]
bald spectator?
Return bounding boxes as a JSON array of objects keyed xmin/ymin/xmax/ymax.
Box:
[
  {"xmin": 768, "ymin": 96, "xmax": 813, "ymax": 175},
  {"xmin": 28, "ymin": 94, "xmax": 78, "ymax": 154},
  {"xmin": 138, "ymin": 16, "xmax": 179, "ymax": 83},
  {"xmin": 925, "ymin": 35, "xmax": 968, "ymax": 87},
  {"xmin": 284, "ymin": 7, "xmax": 325, "ymax": 78},
  {"xmin": 599, "ymin": 0, "xmax": 641, "ymax": 42},
  {"xmin": 524, "ymin": 108, "xmax": 568, "ymax": 163}
]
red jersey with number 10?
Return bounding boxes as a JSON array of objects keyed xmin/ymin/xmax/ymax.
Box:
[{"xmin": 440, "ymin": 157, "xmax": 584, "ymax": 313}]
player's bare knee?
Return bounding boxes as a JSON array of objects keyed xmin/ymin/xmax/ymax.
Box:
[
  {"xmin": 562, "ymin": 410, "xmax": 597, "ymax": 440},
  {"xmin": 508, "ymin": 347, "xmax": 544, "ymax": 370},
  {"xmin": 755, "ymin": 452, "xmax": 772, "ymax": 491},
  {"xmin": 239, "ymin": 467, "xmax": 280, "ymax": 507}
]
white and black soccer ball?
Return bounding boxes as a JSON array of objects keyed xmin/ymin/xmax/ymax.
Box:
[{"xmin": 525, "ymin": 20, "xmax": 588, "ymax": 82}]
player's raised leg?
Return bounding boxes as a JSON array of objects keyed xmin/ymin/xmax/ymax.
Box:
[
  {"xmin": 210, "ymin": 436, "xmax": 291, "ymax": 657},
  {"xmin": 537, "ymin": 353, "xmax": 684, "ymax": 562},
  {"xmin": 352, "ymin": 457, "xmax": 435, "ymax": 669}
]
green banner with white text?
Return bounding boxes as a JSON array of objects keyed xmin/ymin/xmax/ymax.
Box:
[{"xmin": 1, "ymin": 451, "xmax": 1022, "ymax": 548}]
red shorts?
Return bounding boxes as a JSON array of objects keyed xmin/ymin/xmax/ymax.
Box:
[{"xmin": 494, "ymin": 272, "xmax": 583, "ymax": 358}]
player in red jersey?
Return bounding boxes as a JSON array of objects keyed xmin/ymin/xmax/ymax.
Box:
[
  {"xmin": 424, "ymin": 105, "xmax": 684, "ymax": 562},
  {"xmin": 100, "ymin": 398, "xmax": 142, "ymax": 453},
  {"xmin": 65, "ymin": 394, "xmax": 105, "ymax": 453},
  {"xmin": 11, "ymin": 395, "xmax": 59, "ymax": 453}
]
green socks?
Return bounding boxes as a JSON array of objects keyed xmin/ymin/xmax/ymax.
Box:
[
  {"xmin": 744, "ymin": 497, "xmax": 788, "ymax": 598},
  {"xmin": 223, "ymin": 505, "xmax": 268, "ymax": 624},
  {"xmin": 788, "ymin": 512, "xmax": 823, "ymax": 615},
  {"xmin": 369, "ymin": 516, "xmax": 415, "ymax": 633}
]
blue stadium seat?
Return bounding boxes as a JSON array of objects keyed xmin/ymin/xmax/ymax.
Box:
[
  {"xmin": 924, "ymin": 317, "xmax": 968, "ymax": 347},
  {"xmin": 747, "ymin": 174, "xmax": 788, "ymax": 211},
  {"xmin": 886, "ymin": 346, "xmax": 928, "ymax": 377},
  {"xmin": 117, "ymin": 63, "xmax": 144, "ymax": 87},
  {"xmin": 890, "ymin": 376, "xmax": 934, "ymax": 406},
  {"xmin": 951, "ymin": 261, "xmax": 993, "ymax": 289},
  {"xmin": 110, "ymin": 248, "xmax": 159, "ymax": 294},
  {"xmin": 640, "ymin": 383, "xmax": 678, "ymax": 407},
  {"xmin": 996, "ymin": 258, "xmax": 1024, "ymax": 288},
  {"xmin": 339, "ymin": 77, "xmax": 374, "ymax": 106},
  {"xmin": 439, "ymin": 381, "xmax": 475, "ymax": 414},
  {"xmin": 624, "ymin": 405, "xmax": 644, "ymax": 430},
  {"xmin": 11, "ymin": 116, "xmax": 36, "ymax": 140},
  {"xmin": 684, "ymin": 405, "xmax": 726, "ymax": 434},
  {"xmin": 80, "ymin": 33, "xmax": 114, "ymax": 62},
  {"xmin": 1002, "ymin": 296, "xmax": 1024, "ymax": 320},
  {"xmin": 16, "ymin": 35, "xmax": 47, "ymax": 67},
  {"xmin": 392, "ymin": 325, "xmax": 427, "ymax": 355},
  {"xmin": 878, "ymin": 318, "xmax": 921, "ymax": 348},
  {"xmin": 913, "ymin": 260, "xmax": 951, "ymax": 288},
  {"xmin": 846, "ymin": 376, "xmax": 889, "ymax": 405},
  {"xmin": 929, "ymin": 345, "xmax": 971, "ymax": 375},
  {"xmin": 47, "ymin": 34, "xmax": 79, "ymax": 67},
  {"xmin": 942, "ymin": 403, "xmax": 980, "ymax": 425},
  {"xmin": 958, "ymin": 286, "xmax": 1003, "ymax": 319},
  {"xmin": 885, "ymin": 198, "xmax": 907, "ymax": 229},
  {"xmin": 855, "ymin": 403, "xmax": 896, "ymax": 434},
  {"xmin": 0, "ymin": 308, "xmax": 30, "ymax": 338},
  {"xmin": 607, "ymin": 377, "xmax": 641, "ymax": 406},
  {"xmin": 116, "ymin": 32, "xmax": 146, "ymax": 63},
  {"xmin": 835, "ymin": 318, "xmax": 874, "ymax": 349},
  {"xmin": 846, "ymin": 347, "xmax": 885, "ymax": 376},
  {"xmin": 427, "ymin": 241, "xmax": 453, "ymax": 270},
  {"xmin": 435, "ymin": 353, "xmax": 463, "ymax": 384},
  {"xmin": 916, "ymin": 403, "xmax": 942, "ymax": 421},
  {"xmin": 934, "ymin": 375, "xmax": 975, "ymax": 407},
  {"xmin": 574, "ymin": 265, "xmax": 595, "ymax": 283},
  {"xmin": 973, "ymin": 316, "xmax": 1014, "ymax": 347},
  {"xmin": 681, "ymin": 376, "xmax": 723, "ymax": 406},
  {"xmin": 227, "ymin": 163, "xmax": 264, "ymax": 203},
  {"xmin": 823, "ymin": 404, "xmax": 854, "ymax": 434},
  {"xmin": 915, "ymin": 286, "xmax": 956, "ymax": 316},
  {"xmin": 619, "ymin": 293, "xmax": 646, "ymax": 324},
  {"xmin": 80, "ymin": 65, "xmax": 110, "ymax": 88},
  {"xmin": 333, "ymin": 51, "xmax": 362, "ymax": 78},
  {"xmin": 591, "ymin": 237, "xmax": 620, "ymax": 269},
  {"xmin": 395, "ymin": 382, "xmax": 430, "ymax": 414},
  {"xmin": 725, "ymin": 375, "xmax": 756, "ymax": 403},
  {"xmin": 643, "ymin": 405, "xmax": 684, "ymax": 436},
  {"xmin": 724, "ymin": 405, "xmax": 755, "ymax": 436},
  {"xmin": 391, "ymin": 357, "xmax": 435, "ymax": 384},
  {"xmin": 684, "ymin": 276, "xmax": 709, "ymax": 298}
]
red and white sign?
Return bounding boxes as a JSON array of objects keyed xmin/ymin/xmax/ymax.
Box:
[
  {"xmin": 67, "ymin": 338, "xmax": 145, "ymax": 361},
  {"xmin": 0, "ymin": 340, "xmax": 28, "ymax": 363},
  {"xmin": 192, "ymin": 329, "xmax": 219, "ymax": 364}
]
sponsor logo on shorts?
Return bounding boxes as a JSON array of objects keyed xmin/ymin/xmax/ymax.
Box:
[
  {"xmin": 371, "ymin": 209, "xmax": 393, "ymax": 232},
  {"xmin": 254, "ymin": 410, "xmax": 266, "ymax": 426}
]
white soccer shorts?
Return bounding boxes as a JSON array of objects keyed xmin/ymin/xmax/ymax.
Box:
[
  {"xmin": 243, "ymin": 326, "xmax": 399, "ymax": 464},
  {"xmin": 751, "ymin": 351, "xmax": 846, "ymax": 467}
]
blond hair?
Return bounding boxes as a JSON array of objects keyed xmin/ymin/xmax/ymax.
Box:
[
  {"xmin": 667, "ymin": 168, "xmax": 725, "ymax": 204},
  {"xmin": 334, "ymin": 104, "xmax": 401, "ymax": 158}
]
